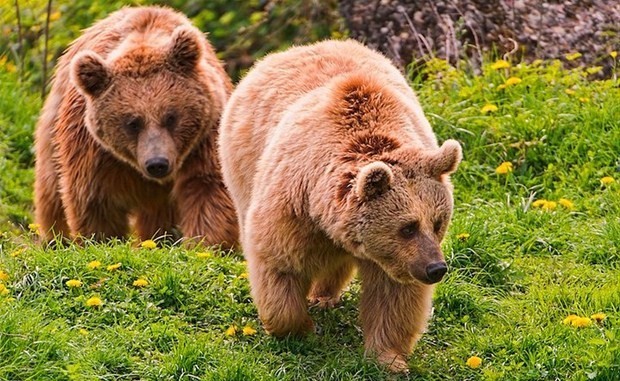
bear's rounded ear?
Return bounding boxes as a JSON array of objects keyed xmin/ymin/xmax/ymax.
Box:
[
  {"xmin": 167, "ymin": 27, "xmax": 203, "ymax": 73},
  {"xmin": 71, "ymin": 51, "xmax": 111, "ymax": 97},
  {"xmin": 427, "ymin": 139, "xmax": 462, "ymax": 178},
  {"xmin": 355, "ymin": 161, "xmax": 394, "ymax": 201}
]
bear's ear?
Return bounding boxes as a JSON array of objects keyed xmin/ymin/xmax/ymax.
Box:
[
  {"xmin": 355, "ymin": 161, "xmax": 394, "ymax": 201},
  {"xmin": 167, "ymin": 27, "xmax": 203, "ymax": 73},
  {"xmin": 426, "ymin": 139, "xmax": 462, "ymax": 178},
  {"xmin": 71, "ymin": 51, "xmax": 111, "ymax": 97}
]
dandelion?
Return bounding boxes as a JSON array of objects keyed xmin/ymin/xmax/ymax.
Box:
[
  {"xmin": 132, "ymin": 278, "xmax": 149, "ymax": 287},
  {"xmin": 106, "ymin": 263, "xmax": 122, "ymax": 271},
  {"xmin": 457, "ymin": 233, "xmax": 470, "ymax": 241},
  {"xmin": 466, "ymin": 356, "xmax": 482, "ymax": 369},
  {"xmin": 0, "ymin": 284, "xmax": 9, "ymax": 296},
  {"xmin": 87, "ymin": 260, "xmax": 102, "ymax": 269},
  {"xmin": 140, "ymin": 240, "xmax": 157, "ymax": 249},
  {"xmin": 196, "ymin": 252, "xmax": 212, "ymax": 259},
  {"xmin": 503, "ymin": 77, "xmax": 522, "ymax": 87},
  {"xmin": 490, "ymin": 59, "xmax": 511, "ymax": 70},
  {"xmin": 49, "ymin": 11, "xmax": 61, "ymax": 22},
  {"xmin": 79, "ymin": 328, "xmax": 89, "ymax": 336},
  {"xmin": 28, "ymin": 223, "xmax": 40, "ymax": 232},
  {"xmin": 495, "ymin": 162, "xmax": 513, "ymax": 174},
  {"xmin": 0, "ymin": 271, "xmax": 9, "ymax": 281},
  {"xmin": 85, "ymin": 296, "xmax": 103, "ymax": 307},
  {"xmin": 571, "ymin": 317, "xmax": 592, "ymax": 328},
  {"xmin": 242, "ymin": 325, "xmax": 257, "ymax": 336},
  {"xmin": 481, "ymin": 104, "xmax": 498, "ymax": 114},
  {"xmin": 542, "ymin": 201, "xmax": 557, "ymax": 211},
  {"xmin": 564, "ymin": 89, "xmax": 576, "ymax": 95},
  {"xmin": 601, "ymin": 176, "xmax": 615, "ymax": 185},
  {"xmin": 66, "ymin": 279, "xmax": 83, "ymax": 288},
  {"xmin": 225, "ymin": 325, "xmax": 238, "ymax": 336},
  {"xmin": 10, "ymin": 248, "xmax": 25, "ymax": 257},
  {"xmin": 565, "ymin": 52, "xmax": 582, "ymax": 61},
  {"xmin": 578, "ymin": 97, "xmax": 590, "ymax": 103},
  {"xmin": 611, "ymin": 51, "xmax": 618, "ymax": 59},
  {"xmin": 558, "ymin": 198, "xmax": 574, "ymax": 210},
  {"xmin": 591, "ymin": 313, "xmax": 606, "ymax": 322},
  {"xmin": 586, "ymin": 66, "xmax": 603, "ymax": 75},
  {"xmin": 563, "ymin": 314, "xmax": 579, "ymax": 325}
]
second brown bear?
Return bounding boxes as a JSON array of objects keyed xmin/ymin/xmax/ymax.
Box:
[
  {"xmin": 219, "ymin": 39, "xmax": 461, "ymax": 372},
  {"xmin": 34, "ymin": 6, "xmax": 238, "ymax": 248}
]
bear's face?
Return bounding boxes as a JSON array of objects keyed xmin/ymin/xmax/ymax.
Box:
[
  {"xmin": 346, "ymin": 140, "xmax": 462, "ymax": 285},
  {"xmin": 70, "ymin": 28, "xmax": 214, "ymax": 182}
]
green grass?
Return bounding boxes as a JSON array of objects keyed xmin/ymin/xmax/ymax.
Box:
[{"xmin": 1, "ymin": 54, "xmax": 619, "ymax": 380}]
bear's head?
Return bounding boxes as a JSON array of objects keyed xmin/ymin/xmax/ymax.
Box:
[
  {"xmin": 70, "ymin": 26, "xmax": 220, "ymax": 182},
  {"xmin": 343, "ymin": 140, "xmax": 462, "ymax": 285}
]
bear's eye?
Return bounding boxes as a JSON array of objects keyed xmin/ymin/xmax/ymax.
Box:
[
  {"xmin": 163, "ymin": 111, "xmax": 178, "ymax": 130},
  {"xmin": 433, "ymin": 220, "xmax": 443, "ymax": 234},
  {"xmin": 124, "ymin": 116, "xmax": 144, "ymax": 134},
  {"xmin": 399, "ymin": 221, "xmax": 419, "ymax": 239}
]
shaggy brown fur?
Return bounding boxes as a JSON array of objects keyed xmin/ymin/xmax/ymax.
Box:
[
  {"xmin": 219, "ymin": 39, "xmax": 462, "ymax": 372},
  {"xmin": 34, "ymin": 6, "xmax": 238, "ymax": 248}
]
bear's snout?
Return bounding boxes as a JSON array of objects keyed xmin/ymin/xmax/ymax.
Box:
[
  {"xmin": 425, "ymin": 261, "xmax": 447, "ymax": 284},
  {"xmin": 145, "ymin": 157, "xmax": 171, "ymax": 178}
]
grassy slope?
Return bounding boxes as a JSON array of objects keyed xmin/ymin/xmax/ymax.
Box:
[{"xmin": 0, "ymin": 56, "xmax": 619, "ymax": 380}]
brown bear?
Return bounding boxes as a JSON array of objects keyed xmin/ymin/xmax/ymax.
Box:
[
  {"xmin": 34, "ymin": 6, "xmax": 238, "ymax": 248},
  {"xmin": 219, "ymin": 39, "xmax": 462, "ymax": 372}
]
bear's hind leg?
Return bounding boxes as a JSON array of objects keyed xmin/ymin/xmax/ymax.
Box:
[
  {"xmin": 308, "ymin": 258, "xmax": 355, "ymax": 308},
  {"xmin": 249, "ymin": 259, "xmax": 314, "ymax": 337},
  {"xmin": 357, "ymin": 259, "xmax": 434, "ymax": 373}
]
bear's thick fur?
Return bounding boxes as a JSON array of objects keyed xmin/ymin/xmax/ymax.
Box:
[
  {"xmin": 219, "ymin": 39, "xmax": 461, "ymax": 371},
  {"xmin": 34, "ymin": 6, "xmax": 238, "ymax": 248}
]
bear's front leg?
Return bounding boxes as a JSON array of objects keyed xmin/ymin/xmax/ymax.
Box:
[
  {"xmin": 357, "ymin": 259, "xmax": 434, "ymax": 372},
  {"xmin": 308, "ymin": 257, "xmax": 356, "ymax": 308},
  {"xmin": 247, "ymin": 257, "xmax": 314, "ymax": 337},
  {"xmin": 62, "ymin": 191, "xmax": 129, "ymax": 241},
  {"xmin": 174, "ymin": 173, "xmax": 239, "ymax": 249}
]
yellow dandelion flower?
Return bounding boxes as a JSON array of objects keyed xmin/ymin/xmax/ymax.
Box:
[
  {"xmin": 79, "ymin": 328, "xmax": 89, "ymax": 336},
  {"xmin": 611, "ymin": 51, "xmax": 618, "ymax": 59},
  {"xmin": 49, "ymin": 11, "xmax": 61, "ymax": 22},
  {"xmin": 28, "ymin": 223, "xmax": 40, "ymax": 232},
  {"xmin": 457, "ymin": 233, "xmax": 470, "ymax": 241},
  {"xmin": 0, "ymin": 284, "xmax": 9, "ymax": 296},
  {"xmin": 132, "ymin": 278, "xmax": 149, "ymax": 287},
  {"xmin": 65, "ymin": 279, "xmax": 83, "ymax": 288},
  {"xmin": 504, "ymin": 77, "xmax": 522, "ymax": 87},
  {"xmin": 238, "ymin": 272, "xmax": 248, "ymax": 279},
  {"xmin": 571, "ymin": 317, "xmax": 592, "ymax": 328},
  {"xmin": 85, "ymin": 296, "xmax": 103, "ymax": 307},
  {"xmin": 0, "ymin": 271, "xmax": 9, "ymax": 281},
  {"xmin": 563, "ymin": 314, "xmax": 579, "ymax": 325},
  {"xmin": 196, "ymin": 252, "xmax": 212, "ymax": 259},
  {"xmin": 225, "ymin": 325, "xmax": 238, "ymax": 336},
  {"xmin": 106, "ymin": 263, "xmax": 122, "ymax": 271},
  {"xmin": 490, "ymin": 59, "xmax": 511, "ymax": 70},
  {"xmin": 565, "ymin": 52, "xmax": 582, "ymax": 61},
  {"xmin": 579, "ymin": 97, "xmax": 589, "ymax": 103},
  {"xmin": 542, "ymin": 201, "xmax": 557, "ymax": 211},
  {"xmin": 495, "ymin": 162, "xmax": 513, "ymax": 174},
  {"xmin": 497, "ymin": 84, "xmax": 507, "ymax": 90},
  {"xmin": 140, "ymin": 240, "xmax": 157, "ymax": 249},
  {"xmin": 466, "ymin": 356, "xmax": 482, "ymax": 369},
  {"xmin": 586, "ymin": 66, "xmax": 603, "ymax": 75},
  {"xmin": 242, "ymin": 325, "xmax": 257, "ymax": 336},
  {"xmin": 10, "ymin": 248, "xmax": 25, "ymax": 257},
  {"xmin": 481, "ymin": 104, "xmax": 498, "ymax": 114},
  {"xmin": 558, "ymin": 198, "xmax": 574, "ymax": 210},
  {"xmin": 601, "ymin": 176, "xmax": 615, "ymax": 185},
  {"xmin": 532, "ymin": 199, "xmax": 548, "ymax": 208},
  {"xmin": 590, "ymin": 313, "xmax": 606, "ymax": 322},
  {"xmin": 87, "ymin": 260, "xmax": 102, "ymax": 269},
  {"xmin": 564, "ymin": 89, "xmax": 576, "ymax": 95}
]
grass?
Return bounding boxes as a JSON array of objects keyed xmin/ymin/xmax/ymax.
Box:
[{"xmin": 1, "ymin": 52, "xmax": 619, "ymax": 380}]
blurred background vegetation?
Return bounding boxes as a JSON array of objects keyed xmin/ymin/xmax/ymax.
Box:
[{"xmin": 0, "ymin": 0, "xmax": 346, "ymax": 89}]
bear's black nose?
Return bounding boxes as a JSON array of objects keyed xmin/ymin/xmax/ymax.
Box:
[
  {"xmin": 425, "ymin": 262, "xmax": 447, "ymax": 283},
  {"xmin": 145, "ymin": 157, "xmax": 170, "ymax": 178}
]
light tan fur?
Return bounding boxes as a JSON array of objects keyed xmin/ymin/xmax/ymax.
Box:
[
  {"xmin": 219, "ymin": 40, "xmax": 461, "ymax": 372},
  {"xmin": 34, "ymin": 6, "xmax": 238, "ymax": 248}
]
